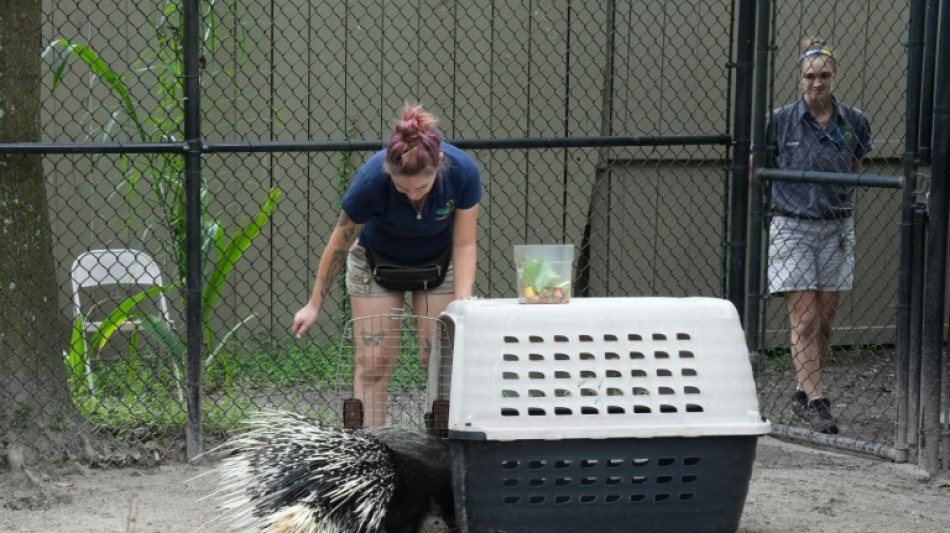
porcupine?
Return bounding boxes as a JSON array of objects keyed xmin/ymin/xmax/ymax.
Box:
[{"xmin": 210, "ymin": 410, "xmax": 455, "ymax": 533}]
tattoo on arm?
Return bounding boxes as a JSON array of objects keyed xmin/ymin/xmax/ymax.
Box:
[
  {"xmin": 320, "ymin": 249, "xmax": 348, "ymax": 299},
  {"xmin": 316, "ymin": 211, "xmax": 359, "ymax": 301},
  {"xmin": 338, "ymin": 212, "xmax": 358, "ymax": 242}
]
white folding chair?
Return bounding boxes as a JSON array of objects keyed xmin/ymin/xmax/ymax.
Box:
[{"xmin": 70, "ymin": 249, "xmax": 181, "ymax": 395}]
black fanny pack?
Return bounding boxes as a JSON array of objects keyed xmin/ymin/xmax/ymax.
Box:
[{"xmin": 364, "ymin": 246, "xmax": 452, "ymax": 292}]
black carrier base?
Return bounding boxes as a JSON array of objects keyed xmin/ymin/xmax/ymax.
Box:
[{"xmin": 449, "ymin": 435, "xmax": 759, "ymax": 533}]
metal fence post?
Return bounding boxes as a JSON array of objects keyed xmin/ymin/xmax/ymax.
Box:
[
  {"xmin": 183, "ymin": 0, "xmax": 204, "ymax": 460},
  {"xmin": 727, "ymin": 0, "xmax": 757, "ymax": 323},
  {"xmin": 919, "ymin": 0, "xmax": 950, "ymax": 473},
  {"xmin": 909, "ymin": 205, "xmax": 927, "ymax": 451},
  {"xmin": 918, "ymin": 0, "xmax": 941, "ymax": 165},
  {"xmin": 894, "ymin": 0, "xmax": 927, "ymax": 462},
  {"xmin": 745, "ymin": 0, "xmax": 773, "ymax": 353}
]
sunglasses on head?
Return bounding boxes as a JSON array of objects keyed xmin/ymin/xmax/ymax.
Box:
[{"xmin": 802, "ymin": 72, "xmax": 833, "ymax": 81}]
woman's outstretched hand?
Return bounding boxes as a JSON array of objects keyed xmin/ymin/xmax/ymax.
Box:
[{"xmin": 291, "ymin": 303, "xmax": 320, "ymax": 338}]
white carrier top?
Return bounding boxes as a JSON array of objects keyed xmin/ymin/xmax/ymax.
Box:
[{"xmin": 436, "ymin": 297, "xmax": 771, "ymax": 441}]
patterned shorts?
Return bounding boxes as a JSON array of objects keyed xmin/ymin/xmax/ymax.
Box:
[{"xmin": 767, "ymin": 215, "xmax": 855, "ymax": 294}]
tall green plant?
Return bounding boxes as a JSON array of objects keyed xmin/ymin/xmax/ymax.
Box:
[
  {"xmin": 64, "ymin": 285, "xmax": 180, "ymax": 396},
  {"xmin": 44, "ymin": 1, "xmax": 241, "ymax": 285},
  {"xmin": 63, "ymin": 187, "xmax": 281, "ymax": 395},
  {"xmin": 47, "ymin": 1, "xmax": 279, "ymax": 390}
]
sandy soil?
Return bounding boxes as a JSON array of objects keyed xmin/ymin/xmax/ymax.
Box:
[{"xmin": 1, "ymin": 436, "xmax": 948, "ymax": 533}]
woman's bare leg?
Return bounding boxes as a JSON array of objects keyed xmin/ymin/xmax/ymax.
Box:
[
  {"xmin": 351, "ymin": 294, "xmax": 404, "ymax": 427},
  {"xmin": 411, "ymin": 291, "xmax": 455, "ymax": 367},
  {"xmin": 786, "ymin": 290, "xmax": 840, "ymax": 399}
]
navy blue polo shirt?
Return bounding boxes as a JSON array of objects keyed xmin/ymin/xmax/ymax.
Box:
[
  {"xmin": 766, "ymin": 97, "xmax": 874, "ymax": 218},
  {"xmin": 342, "ymin": 142, "xmax": 482, "ymax": 262}
]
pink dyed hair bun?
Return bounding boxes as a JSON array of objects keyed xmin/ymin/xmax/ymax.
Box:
[{"xmin": 385, "ymin": 104, "xmax": 443, "ymax": 175}]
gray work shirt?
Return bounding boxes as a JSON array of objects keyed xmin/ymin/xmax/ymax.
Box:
[{"xmin": 765, "ymin": 97, "xmax": 874, "ymax": 218}]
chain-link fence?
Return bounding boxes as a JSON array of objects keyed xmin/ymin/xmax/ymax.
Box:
[{"xmin": 1, "ymin": 0, "xmax": 946, "ymax": 471}]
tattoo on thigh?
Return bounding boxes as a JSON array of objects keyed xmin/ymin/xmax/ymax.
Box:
[{"xmin": 361, "ymin": 330, "xmax": 385, "ymax": 347}]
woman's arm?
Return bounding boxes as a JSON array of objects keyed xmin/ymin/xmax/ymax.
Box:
[
  {"xmin": 451, "ymin": 205, "xmax": 479, "ymax": 299},
  {"xmin": 291, "ymin": 211, "xmax": 362, "ymax": 336}
]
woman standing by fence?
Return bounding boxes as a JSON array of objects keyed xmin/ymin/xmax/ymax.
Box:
[{"xmin": 765, "ymin": 38, "xmax": 874, "ymax": 434}]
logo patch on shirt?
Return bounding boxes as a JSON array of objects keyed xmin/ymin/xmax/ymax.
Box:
[
  {"xmin": 841, "ymin": 130, "xmax": 856, "ymax": 149},
  {"xmin": 435, "ymin": 199, "xmax": 456, "ymax": 221}
]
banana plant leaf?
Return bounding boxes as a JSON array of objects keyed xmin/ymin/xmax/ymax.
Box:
[
  {"xmin": 89, "ymin": 285, "xmax": 173, "ymax": 356},
  {"xmin": 202, "ymin": 187, "xmax": 281, "ymax": 327}
]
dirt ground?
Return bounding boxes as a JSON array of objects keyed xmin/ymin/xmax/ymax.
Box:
[{"xmin": 1, "ymin": 436, "xmax": 948, "ymax": 533}]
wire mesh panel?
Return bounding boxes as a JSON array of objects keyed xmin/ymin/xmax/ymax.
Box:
[
  {"xmin": 335, "ymin": 311, "xmax": 446, "ymax": 429},
  {"xmin": 755, "ymin": 184, "xmax": 905, "ymax": 445}
]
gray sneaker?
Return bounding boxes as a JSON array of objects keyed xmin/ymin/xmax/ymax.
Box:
[{"xmin": 793, "ymin": 396, "xmax": 839, "ymax": 434}]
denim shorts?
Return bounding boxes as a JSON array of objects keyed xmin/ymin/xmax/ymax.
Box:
[
  {"xmin": 767, "ymin": 215, "xmax": 855, "ymax": 294},
  {"xmin": 345, "ymin": 243, "xmax": 455, "ymax": 296}
]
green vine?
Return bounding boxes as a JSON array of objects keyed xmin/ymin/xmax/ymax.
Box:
[{"xmin": 335, "ymin": 120, "xmax": 359, "ymax": 323}]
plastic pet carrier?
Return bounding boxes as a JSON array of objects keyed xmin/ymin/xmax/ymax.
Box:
[{"xmin": 427, "ymin": 297, "xmax": 770, "ymax": 533}]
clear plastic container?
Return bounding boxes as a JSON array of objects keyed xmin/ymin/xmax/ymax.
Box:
[{"xmin": 513, "ymin": 244, "xmax": 574, "ymax": 304}]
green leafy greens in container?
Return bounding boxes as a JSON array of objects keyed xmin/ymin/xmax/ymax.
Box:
[{"xmin": 521, "ymin": 257, "xmax": 571, "ymax": 303}]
